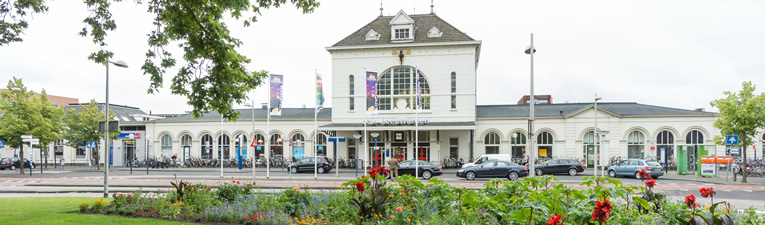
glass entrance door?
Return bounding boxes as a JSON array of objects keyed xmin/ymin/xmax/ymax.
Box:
[{"xmin": 584, "ymin": 145, "xmax": 595, "ymax": 167}]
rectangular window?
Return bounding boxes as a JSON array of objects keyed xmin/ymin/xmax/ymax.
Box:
[
  {"xmin": 77, "ymin": 147, "xmax": 86, "ymax": 159},
  {"xmin": 451, "ymin": 95, "xmax": 457, "ymax": 109},
  {"xmin": 395, "ymin": 28, "xmax": 410, "ymax": 39},
  {"xmin": 486, "ymin": 146, "xmax": 499, "ymax": 154},
  {"xmin": 349, "ymin": 97, "xmax": 354, "ymax": 111},
  {"xmin": 379, "ymin": 98, "xmax": 391, "ymax": 110},
  {"xmin": 451, "ymin": 72, "xmax": 456, "ymax": 93},
  {"xmin": 393, "ymin": 68, "xmax": 410, "ymax": 95},
  {"xmin": 449, "ymin": 138, "xmax": 459, "ymax": 158}
]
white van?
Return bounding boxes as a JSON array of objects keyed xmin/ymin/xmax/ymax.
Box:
[{"xmin": 461, "ymin": 154, "xmax": 512, "ymax": 168}]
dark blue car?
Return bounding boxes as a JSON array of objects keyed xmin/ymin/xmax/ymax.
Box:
[
  {"xmin": 456, "ymin": 160, "xmax": 528, "ymax": 180},
  {"xmin": 607, "ymin": 159, "xmax": 664, "ymax": 179}
]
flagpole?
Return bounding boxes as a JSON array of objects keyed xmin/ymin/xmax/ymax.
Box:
[
  {"xmin": 266, "ymin": 75, "xmax": 271, "ymax": 179},
  {"xmin": 314, "ymin": 69, "xmax": 318, "ymax": 180},
  {"xmin": 415, "ymin": 68, "xmax": 419, "ymax": 179}
]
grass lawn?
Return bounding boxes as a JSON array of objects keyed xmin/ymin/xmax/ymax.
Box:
[{"xmin": 0, "ymin": 197, "xmax": 201, "ymax": 225}]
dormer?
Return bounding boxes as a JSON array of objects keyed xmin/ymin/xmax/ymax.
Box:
[
  {"xmin": 389, "ymin": 10, "xmax": 415, "ymax": 43},
  {"xmin": 365, "ymin": 29, "xmax": 380, "ymax": 40},
  {"xmin": 427, "ymin": 26, "xmax": 442, "ymax": 38}
]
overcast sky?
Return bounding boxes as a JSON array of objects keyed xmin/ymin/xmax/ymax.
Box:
[{"xmin": 2, "ymin": 0, "xmax": 764, "ymax": 115}]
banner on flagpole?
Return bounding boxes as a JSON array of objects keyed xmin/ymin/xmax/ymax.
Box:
[
  {"xmin": 366, "ymin": 71, "xmax": 378, "ymax": 114},
  {"xmin": 270, "ymin": 74, "xmax": 283, "ymax": 116},
  {"xmin": 316, "ymin": 72, "xmax": 325, "ymax": 114}
]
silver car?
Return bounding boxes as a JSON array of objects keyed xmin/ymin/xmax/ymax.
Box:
[{"xmin": 607, "ymin": 159, "xmax": 664, "ymax": 179}]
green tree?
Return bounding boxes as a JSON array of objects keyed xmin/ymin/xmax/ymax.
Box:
[
  {"xmin": 2, "ymin": 0, "xmax": 320, "ymax": 120},
  {"xmin": 710, "ymin": 81, "xmax": 765, "ymax": 183},
  {"xmin": 62, "ymin": 99, "xmax": 118, "ymax": 171},
  {"xmin": 0, "ymin": 77, "xmax": 63, "ymax": 175}
]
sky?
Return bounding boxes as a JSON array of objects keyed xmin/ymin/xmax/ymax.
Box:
[{"xmin": 2, "ymin": 0, "xmax": 764, "ymax": 115}]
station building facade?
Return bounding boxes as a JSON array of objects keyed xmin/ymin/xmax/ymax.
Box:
[{"xmin": 140, "ymin": 11, "xmax": 763, "ymax": 169}]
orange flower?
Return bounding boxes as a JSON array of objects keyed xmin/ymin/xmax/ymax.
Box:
[
  {"xmin": 390, "ymin": 215, "xmax": 395, "ymax": 219},
  {"xmin": 396, "ymin": 206, "xmax": 403, "ymax": 211}
]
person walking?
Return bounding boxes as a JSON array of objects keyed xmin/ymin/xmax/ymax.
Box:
[{"xmin": 387, "ymin": 157, "xmax": 399, "ymax": 179}]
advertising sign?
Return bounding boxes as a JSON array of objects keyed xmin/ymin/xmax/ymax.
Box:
[
  {"xmin": 365, "ymin": 71, "xmax": 378, "ymax": 114},
  {"xmin": 270, "ymin": 74, "xmax": 283, "ymax": 116},
  {"xmin": 700, "ymin": 163, "xmax": 716, "ymax": 176}
]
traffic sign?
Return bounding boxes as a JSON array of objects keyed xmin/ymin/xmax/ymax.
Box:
[
  {"xmin": 250, "ymin": 139, "xmax": 258, "ymax": 147},
  {"xmin": 20, "ymin": 135, "xmax": 32, "ymax": 139},
  {"xmin": 328, "ymin": 137, "xmax": 346, "ymax": 142},
  {"xmin": 726, "ymin": 135, "xmax": 739, "ymax": 145},
  {"xmin": 86, "ymin": 142, "xmax": 96, "ymax": 148},
  {"xmin": 0, "ymin": 140, "xmax": 4, "ymax": 148}
]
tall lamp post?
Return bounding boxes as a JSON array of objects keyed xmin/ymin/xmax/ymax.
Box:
[
  {"xmin": 525, "ymin": 33, "xmax": 537, "ymax": 177},
  {"xmin": 128, "ymin": 133, "xmax": 135, "ymax": 175},
  {"xmin": 244, "ymin": 101, "xmax": 256, "ymax": 184},
  {"xmin": 353, "ymin": 134, "xmax": 362, "ymax": 177},
  {"xmin": 600, "ymin": 130, "xmax": 610, "ymax": 177},
  {"xmin": 594, "ymin": 95, "xmax": 601, "ymax": 177},
  {"xmin": 371, "ymin": 132, "xmax": 379, "ymax": 169},
  {"xmin": 104, "ymin": 59, "xmax": 128, "ymax": 198}
]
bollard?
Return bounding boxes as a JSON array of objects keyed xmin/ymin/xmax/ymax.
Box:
[{"xmin": 733, "ymin": 172, "xmax": 737, "ymax": 182}]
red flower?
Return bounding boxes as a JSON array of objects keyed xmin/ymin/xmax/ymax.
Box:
[
  {"xmin": 244, "ymin": 216, "xmax": 250, "ymax": 221},
  {"xmin": 592, "ymin": 199, "xmax": 613, "ymax": 223},
  {"xmin": 685, "ymin": 194, "xmax": 696, "ymax": 208},
  {"xmin": 645, "ymin": 178, "xmax": 656, "ymax": 189},
  {"xmin": 638, "ymin": 169, "xmax": 651, "ymax": 180},
  {"xmin": 699, "ymin": 187, "xmax": 716, "ymax": 198},
  {"xmin": 355, "ymin": 181, "xmax": 365, "ymax": 193},
  {"xmin": 547, "ymin": 214, "xmax": 564, "ymax": 225}
]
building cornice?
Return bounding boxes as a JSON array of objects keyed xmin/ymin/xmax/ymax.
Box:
[{"xmin": 325, "ymin": 40, "xmax": 482, "ymax": 51}]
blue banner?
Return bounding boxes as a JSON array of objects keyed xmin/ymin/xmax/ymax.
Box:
[
  {"xmin": 270, "ymin": 74, "xmax": 283, "ymax": 116},
  {"xmin": 366, "ymin": 71, "xmax": 378, "ymax": 114}
]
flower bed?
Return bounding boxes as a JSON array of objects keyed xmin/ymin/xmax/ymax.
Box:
[{"xmin": 78, "ymin": 168, "xmax": 765, "ymax": 224}]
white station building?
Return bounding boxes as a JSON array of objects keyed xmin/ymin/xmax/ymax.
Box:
[{"xmin": 28, "ymin": 10, "xmax": 765, "ymax": 169}]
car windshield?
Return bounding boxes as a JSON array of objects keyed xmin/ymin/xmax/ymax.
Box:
[{"xmin": 646, "ymin": 161, "xmax": 661, "ymax": 166}]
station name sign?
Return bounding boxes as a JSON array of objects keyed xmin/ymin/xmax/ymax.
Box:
[{"xmin": 365, "ymin": 119, "xmax": 430, "ymax": 126}]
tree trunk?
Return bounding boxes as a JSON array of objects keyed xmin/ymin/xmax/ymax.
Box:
[
  {"xmin": 19, "ymin": 145, "xmax": 25, "ymax": 175},
  {"xmin": 742, "ymin": 132, "xmax": 748, "ymax": 183},
  {"xmin": 44, "ymin": 144, "xmax": 49, "ymax": 169}
]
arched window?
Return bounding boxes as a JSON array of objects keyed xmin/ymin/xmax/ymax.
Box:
[
  {"xmin": 376, "ymin": 66, "xmax": 430, "ymax": 111},
  {"xmin": 270, "ymin": 134, "xmax": 283, "ymax": 157},
  {"xmin": 685, "ymin": 130, "xmax": 704, "ymax": 170},
  {"xmin": 537, "ymin": 131, "xmax": 553, "ymax": 158},
  {"xmin": 627, "ymin": 131, "xmax": 645, "ymax": 159},
  {"xmin": 200, "ymin": 134, "xmax": 213, "ymax": 159},
  {"xmin": 160, "ymin": 134, "xmax": 173, "ymax": 157},
  {"xmin": 656, "ymin": 131, "xmax": 675, "ymax": 161},
  {"xmin": 686, "ymin": 130, "xmax": 703, "ymax": 144},
  {"xmin": 291, "ymin": 133, "xmax": 305, "ymax": 159},
  {"xmin": 252, "ymin": 134, "xmax": 265, "ymax": 158},
  {"xmin": 217, "ymin": 134, "xmax": 230, "ymax": 159},
  {"xmin": 510, "ymin": 131, "xmax": 527, "ymax": 160},
  {"xmin": 181, "ymin": 134, "xmax": 192, "ymax": 160},
  {"xmin": 451, "ymin": 72, "xmax": 456, "ymax": 109},
  {"xmin": 315, "ymin": 133, "xmax": 327, "ymax": 156},
  {"xmin": 484, "ymin": 132, "xmax": 500, "ymax": 154},
  {"xmin": 583, "ymin": 131, "xmax": 600, "ymax": 167},
  {"xmin": 349, "ymin": 75, "xmax": 355, "ymax": 111}
]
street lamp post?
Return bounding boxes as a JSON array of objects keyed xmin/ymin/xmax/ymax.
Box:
[
  {"xmin": 600, "ymin": 130, "xmax": 610, "ymax": 177},
  {"xmin": 594, "ymin": 95, "xmax": 602, "ymax": 177},
  {"xmin": 525, "ymin": 34, "xmax": 537, "ymax": 177},
  {"xmin": 104, "ymin": 60, "xmax": 128, "ymax": 198},
  {"xmin": 353, "ymin": 134, "xmax": 362, "ymax": 177},
  {"xmin": 244, "ymin": 101, "xmax": 256, "ymax": 184},
  {"xmin": 128, "ymin": 133, "xmax": 135, "ymax": 175},
  {"xmin": 371, "ymin": 132, "xmax": 379, "ymax": 169}
]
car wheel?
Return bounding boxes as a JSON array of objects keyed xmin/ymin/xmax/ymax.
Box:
[
  {"xmin": 535, "ymin": 168, "xmax": 543, "ymax": 176},
  {"xmin": 11, "ymin": 165, "xmax": 16, "ymax": 170},
  {"xmin": 318, "ymin": 167, "xmax": 326, "ymax": 174},
  {"xmin": 608, "ymin": 170, "xmax": 616, "ymax": 178},
  {"xmin": 635, "ymin": 171, "xmax": 642, "ymax": 179},
  {"xmin": 422, "ymin": 170, "xmax": 433, "ymax": 180},
  {"xmin": 466, "ymin": 171, "xmax": 476, "ymax": 180},
  {"xmin": 290, "ymin": 167, "xmax": 297, "ymax": 174},
  {"xmin": 568, "ymin": 168, "xmax": 577, "ymax": 176},
  {"xmin": 508, "ymin": 171, "xmax": 519, "ymax": 180}
]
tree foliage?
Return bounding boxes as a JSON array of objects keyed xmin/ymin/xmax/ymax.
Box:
[
  {"xmin": 61, "ymin": 99, "xmax": 118, "ymax": 170},
  {"xmin": 0, "ymin": 77, "xmax": 63, "ymax": 174},
  {"xmin": 710, "ymin": 81, "xmax": 765, "ymax": 183},
  {"xmin": 2, "ymin": 0, "xmax": 320, "ymax": 120},
  {"xmin": 0, "ymin": 0, "xmax": 49, "ymax": 46}
]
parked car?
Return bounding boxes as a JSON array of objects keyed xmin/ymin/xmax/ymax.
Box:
[
  {"xmin": 462, "ymin": 154, "xmax": 512, "ymax": 168},
  {"xmin": 288, "ymin": 156, "xmax": 332, "ymax": 174},
  {"xmin": 534, "ymin": 158, "xmax": 584, "ymax": 176},
  {"xmin": 386, "ymin": 160, "xmax": 443, "ymax": 180},
  {"xmin": 0, "ymin": 157, "xmax": 35, "ymax": 170},
  {"xmin": 457, "ymin": 160, "xmax": 529, "ymax": 180},
  {"xmin": 607, "ymin": 159, "xmax": 664, "ymax": 179}
]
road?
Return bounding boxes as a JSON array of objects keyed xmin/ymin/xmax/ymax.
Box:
[{"xmin": 1, "ymin": 166, "xmax": 764, "ymax": 210}]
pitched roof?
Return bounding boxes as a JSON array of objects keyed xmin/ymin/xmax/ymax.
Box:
[
  {"xmin": 331, "ymin": 13, "xmax": 475, "ymax": 47},
  {"xmin": 64, "ymin": 103, "xmax": 147, "ymax": 122},
  {"xmin": 157, "ymin": 108, "xmax": 332, "ymax": 121},
  {"xmin": 476, "ymin": 103, "xmax": 716, "ymax": 118}
]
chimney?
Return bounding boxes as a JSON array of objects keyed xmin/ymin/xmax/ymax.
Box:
[
  {"xmin": 261, "ymin": 103, "xmax": 268, "ymax": 109},
  {"xmin": 694, "ymin": 108, "xmax": 705, "ymax": 112}
]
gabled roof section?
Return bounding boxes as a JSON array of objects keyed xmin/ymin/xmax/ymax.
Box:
[
  {"xmin": 389, "ymin": 10, "xmax": 414, "ymax": 25},
  {"xmin": 156, "ymin": 108, "xmax": 332, "ymax": 121},
  {"xmin": 330, "ymin": 13, "xmax": 475, "ymax": 47},
  {"xmin": 477, "ymin": 103, "xmax": 716, "ymax": 118}
]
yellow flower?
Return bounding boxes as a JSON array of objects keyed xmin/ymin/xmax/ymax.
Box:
[
  {"xmin": 390, "ymin": 215, "xmax": 395, "ymax": 219},
  {"xmin": 301, "ymin": 220, "xmax": 306, "ymax": 224},
  {"xmin": 388, "ymin": 194, "xmax": 393, "ymax": 198},
  {"xmin": 407, "ymin": 218, "xmax": 411, "ymax": 222},
  {"xmin": 295, "ymin": 217, "xmax": 299, "ymax": 220},
  {"xmin": 293, "ymin": 186, "xmax": 300, "ymax": 191}
]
